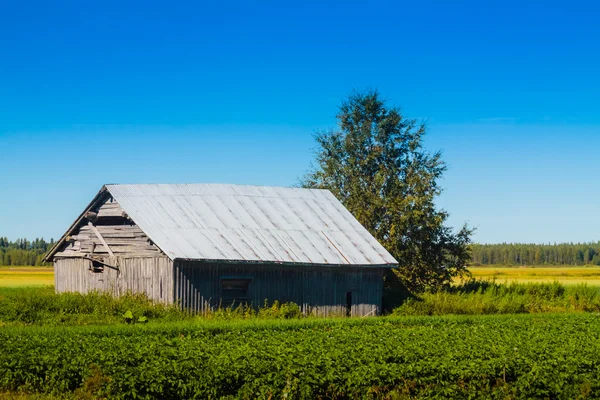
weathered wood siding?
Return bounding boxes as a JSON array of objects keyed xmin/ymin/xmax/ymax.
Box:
[
  {"xmin": 54, "ymin": 256, "xmax": 174, "ymax": 304},
  {"xmin": 53, "ymin": 195, "xmax": 172, "ymax": 302},
  {"xmin": 174, "ymin": 261, "xmax": 385, "ymax": 316},
  {"xmin": 54, "ymin": 196, "xmax": 162, "ymax": 258}
]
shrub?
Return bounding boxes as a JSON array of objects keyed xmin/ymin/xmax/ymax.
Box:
[
  {"xmin": 0, "ymin": 287, "xmax": 307, "ymax": 326},
  {"xmin": 257, "ymin": 300, "xmax": 303, "ymax": 319},
  {"xmin": 0, "ymin": 286, "xmax": 185, "ymax": 326},
  {"xmin": 393, "ymin": 280, "xmax": 600, "ymax": 316}
]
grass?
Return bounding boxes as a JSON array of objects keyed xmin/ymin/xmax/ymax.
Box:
[
  {"xmin": 0, "ymin": 267, "xmax": 53, "ymax": 287},
  {"xmin": 0, "ymin": 286, "xmax": 306, "ymax": 326},
  {"xmin": 0, "ymin": 394, "xmax": 72, "ymax": 400},
  {"xmin": 3, "ymin": 280, "xmax": 600, "ymax": 328},
  {"xmin": 468, "ymin": 265, "xmax": 600, "ymax": 285},
  {"xmin": 395, "ymin": 280, "xmax": 600, "ymax": 316},
  {"xmin": 0, "ymin": 286, "xmax": 188, "ymax": 326}
]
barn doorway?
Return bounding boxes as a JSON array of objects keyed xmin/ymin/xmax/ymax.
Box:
[{"xmin": 346, "ymin": 291, "xmax": 352, "ymax": 317}]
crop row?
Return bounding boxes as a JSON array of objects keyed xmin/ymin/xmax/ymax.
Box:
[{"xmin": 1, "ymin": 314, "xmax": 600, "ymax": 399}]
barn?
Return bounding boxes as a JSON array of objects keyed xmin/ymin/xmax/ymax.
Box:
[{"xmin": 45, "ymin": 184, "xmax": 397, "ymax": 316}]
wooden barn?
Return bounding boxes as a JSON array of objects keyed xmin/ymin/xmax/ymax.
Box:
[{"xmin": 45, "ymin": 184, "xmax": 397, "ymax": 316}]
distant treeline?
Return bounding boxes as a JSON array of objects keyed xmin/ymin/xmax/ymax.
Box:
[
  {"xmin": 470, "ymin": 243, "xmax": 600, "ymax": 266},
  {"xmin": 3, "ymin": 236, "xmax": 600, "ymax": 267},
  {"xmin": 0, "ymin": 237, "xmax": 54, "ymax": 266}
]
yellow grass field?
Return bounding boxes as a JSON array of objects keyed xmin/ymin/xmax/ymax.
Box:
[
  {"xmin": 0, "ymin": 267, "xmax": 54, "ymax": 287},
  {"xmin": 467, "ymin": 266, "xmax": 600, "ymax": 285},
  {"xmin": 3, "ymin": 265, "xmax": 600, "ymax": 288}
]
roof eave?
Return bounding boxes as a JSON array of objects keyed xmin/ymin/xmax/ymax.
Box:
[{"xmin": 172, "ymin": 257, "xmax": 398, "ymax": 268}]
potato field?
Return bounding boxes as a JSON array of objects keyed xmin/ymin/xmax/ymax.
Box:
[{"xmin": 1, "ymin": 313, "xmax": 600, "ymax": 399}]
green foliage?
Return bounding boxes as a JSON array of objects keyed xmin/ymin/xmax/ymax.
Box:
[
  {"xmin": 195, "ymin": 300, "xmax": 303, "ymax": 321},
  {"xmin": 394, "ymin": 280, "xmax": 600, "ymax": 316},
  {"xmin": 301, "ymin": 90, "xmax": 473, "ymax": 292},
  {"xmin": 471, "ymin": 242, "xmax": 600, "ymax": 266},
  {"xmin": 0, "ymin": 237, "xmax": 53, "ymax": 266},
  {"xmin": 1, "ymin": 314, "xmax": 600, "ymax": 398},
  {"xmin": 122, "ymin": 312, "xmax": 148, "ymax": 324},
  {"xmin": 123, "ymin": 310, "xmax": 134, "ymax": 323},
  {"xmin": 0, "ymin": 287, "xmax": 185, "ymax": 326},
  {"xmin": 200, "ymin": 302, "xmax": 257, "ymax": 320},
  {"xmin": 0, "ymin": 287, "xmax": 305, "ymax": 326},
  {"xmin": 257, "ymin": 300, "xmax": 302, "ymax": 319}
]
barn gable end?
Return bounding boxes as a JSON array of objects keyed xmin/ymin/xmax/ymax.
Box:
[
  {"xmin": 53, "ymin": 194, "xmax": 163, "ymax": 259},
  {"xmin": 49, "ymin": 190, "xmax": 173, "ymax": 304}
]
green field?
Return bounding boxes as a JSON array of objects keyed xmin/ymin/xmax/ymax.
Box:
[
  {"xmin": 2, "ymin": 278, "xmax": 600, "ymax": 398},
  {"xmin": 1, "ymin": 314, "xmax": 600, "ymax": 399}
]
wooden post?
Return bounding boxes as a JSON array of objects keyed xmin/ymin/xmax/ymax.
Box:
[{"xmin": 88, "ymin": 222, "xmax": 115, "ymax": 257}]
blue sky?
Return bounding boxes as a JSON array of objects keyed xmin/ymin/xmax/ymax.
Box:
[{"xmin": 1, "ymin": 0, "xmax": 599, "ymax": 243}]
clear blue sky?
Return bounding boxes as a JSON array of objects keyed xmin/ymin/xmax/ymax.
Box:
[{"xmin": 1, "ymin": 0, "xmax": 599, "ymax": 244}]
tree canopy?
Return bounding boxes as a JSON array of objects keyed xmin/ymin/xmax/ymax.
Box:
[
  {"xmin": 0, "ymin": 237, "xmax": 53, "ymax": 266},
  {"xmin": 302, "ymin": 90, "xmax": 473, "ymax": 293},
  {"xmin": 470, "ymin": 242, "xmax": 600, "ymax": 266}
]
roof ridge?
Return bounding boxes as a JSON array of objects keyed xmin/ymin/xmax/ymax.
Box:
[{"xmin": 104, "ymin": 182, "xmax": 328, "ymax": 190}]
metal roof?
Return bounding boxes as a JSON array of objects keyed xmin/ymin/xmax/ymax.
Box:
[{"xmin": 102, "ymin": 183, "xmax": 397, "ymax": 266}]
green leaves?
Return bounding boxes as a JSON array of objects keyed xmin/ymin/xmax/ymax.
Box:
[
  {"xmin": 1, "ymin": 314, "xmax": 600, "ymax": 398},
  {"xmin": 123, "ymin": 310, "xmax": 149, "ymax": 324},
  {"xmin": 123, "ymin": 310, "xmax": 134, "ymax": 323},
  {"xmin": 301, "ymin": 90, "xmax": 473, "ymax": 295},
  {"xmin": 0, "ymin": 287, "xmax": 186, "ymax": 327}
]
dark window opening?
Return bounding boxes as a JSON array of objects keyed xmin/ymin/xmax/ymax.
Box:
[
  {"xmin": 89, "ymin": 261, "xmax": 104, "ymax": 273},
  {"xmin": 94, "ymin": 216, "xmax": 133, "ymax": 226},
  {"xmin": 221, "ymin": 277, "xmax": 252, "ymax": 306},
  {"xmin": 346, "ymin": 291, "xmax": 352, "ymax": 317}
]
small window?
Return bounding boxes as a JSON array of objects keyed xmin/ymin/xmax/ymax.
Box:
[
  {"xmin": 89, "ymin": 261, "xmax": 104, "ymax": 273},
  {"xmin": 220, "ymin": 277, "xmax": 252, "ymax": 305}
]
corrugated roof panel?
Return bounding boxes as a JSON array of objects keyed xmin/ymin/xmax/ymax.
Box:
[
  {"xmin": 289, "ymin": 230, "xmax": 337, "ymax": 264},
  {"xmin": 234, "ymin": 196, "xmax": 276, "ymax": 230},
  {"xmin": 175, "ymin": 197, "xmax": 209, "ymax": 229},
  {"xmin": 236, "ymin": 229, "xmax": 278, "ymax": 261},
  {"xmin": 105, "ymin": 183, "xmax": 398, "ymax": 266},
  {"xmin": 274, "ymin": 230, "xmax": 313, "ymax": 263},
  {"xmin": 255, "ymin": 229, "xmax": 295, "ymax": 262},
  {"xmin": 324, "ymin": 230, "xmax": 371, "ymax": 265},
  {"xmin": 189, "ymin": 196, "xmax": 226, "ymax": 229},
  {"xmin": 179, "ymin": 229, "xmax": 222, "ymax": 260}
]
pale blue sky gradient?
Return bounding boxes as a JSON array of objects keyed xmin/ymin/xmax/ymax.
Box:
[{"xmin": 1, "ymin": 1, "xmax": 599, "ymax": 243}]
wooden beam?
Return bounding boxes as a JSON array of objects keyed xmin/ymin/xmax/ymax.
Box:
[
  {"xmin": 87, "ymin": 222, "xmax": 115, "ymax": 257},
  {"xmin": 84, "ymin": 211, "xmax": 98, "ymax": 221},
  {"xmin": 82, "ymin": 255, "xmax": 120, "ymax": 271}
]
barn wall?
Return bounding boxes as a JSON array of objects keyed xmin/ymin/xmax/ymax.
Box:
[
  {"xmin": 174, "ymin": 261, "xmax": 386, "ymax": 316},
  {"xmin": 54, "ymin": 256, "xmax": 174, "ymax": 304}
]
